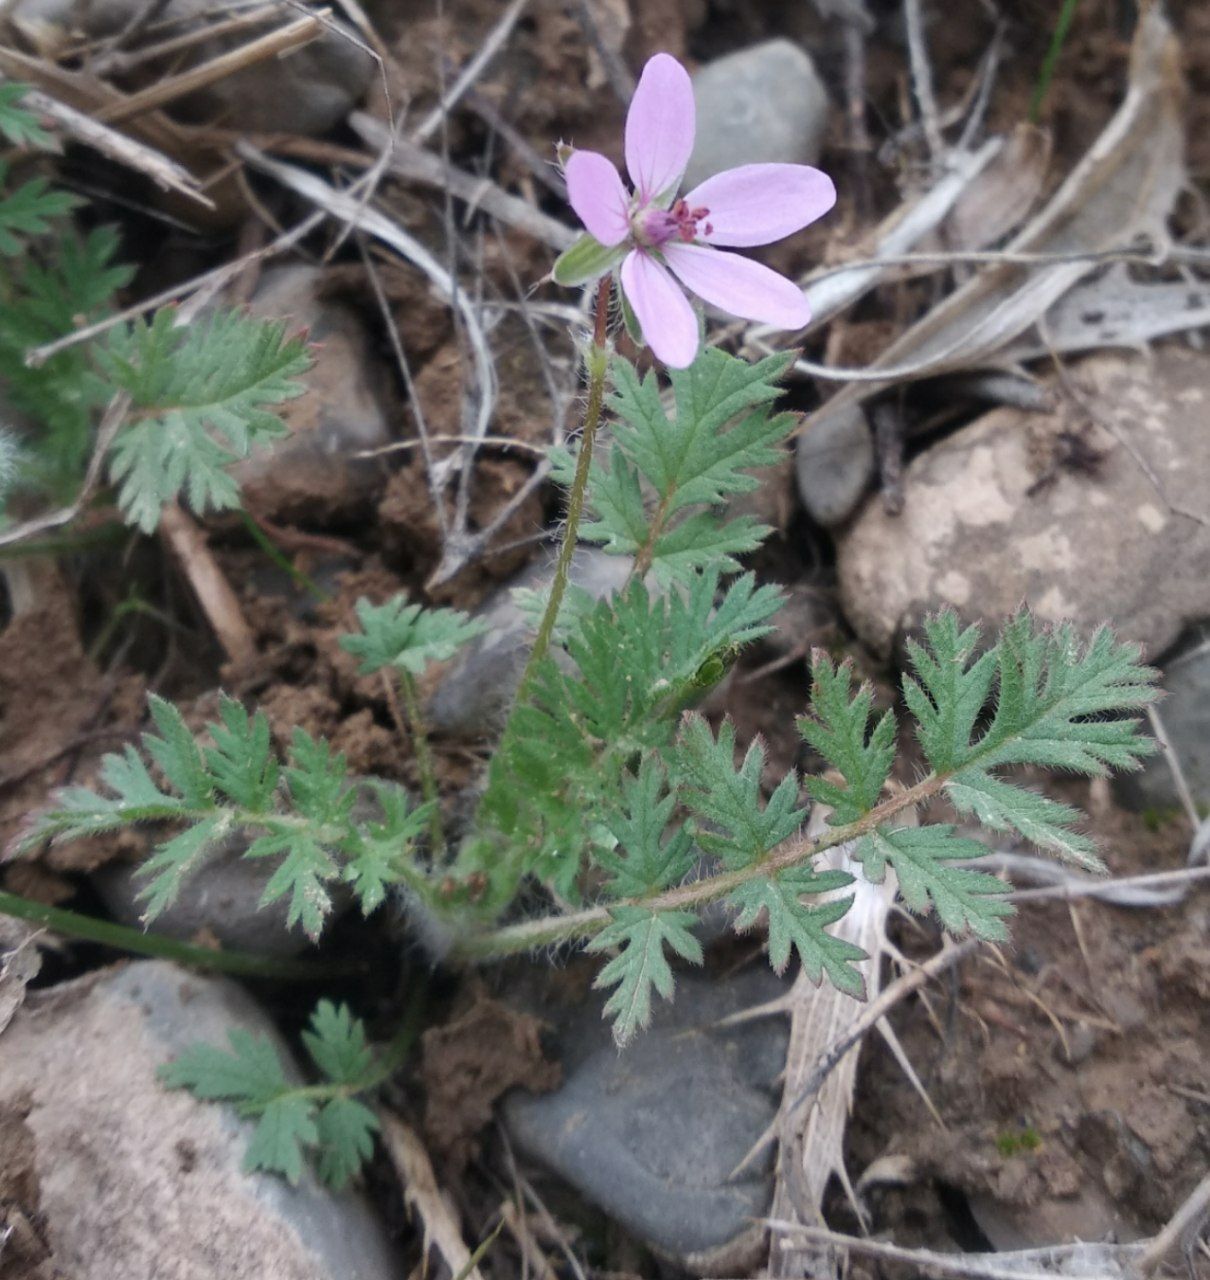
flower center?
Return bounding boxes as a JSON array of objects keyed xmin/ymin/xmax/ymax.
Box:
[{"xmin": 637, "ymin": 198, "xmax": 712, "ymax": 248}]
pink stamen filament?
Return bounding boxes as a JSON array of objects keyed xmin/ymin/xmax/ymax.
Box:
[{"xmin": 637, "ymin": 198, "xmax": 711, "ymax": 247}]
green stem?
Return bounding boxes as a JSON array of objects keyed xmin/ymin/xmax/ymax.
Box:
[
  {"xmin": 238, "ymin": 509, "xmax": 327, "ymax": 601},
  {"xmin": 0, "ymin": 889, "xmax": 347, "ymax": 980},
  {"xmin": 450, "ymin": 770, "xmax": 943, "ymax": 962},
  {"xmin": 1028, "ymin": 0, "xmax": 1079, "ymax": 124},
  {"xmin": 397, "ymin": 668, "xmax": 444, "ymax": 856},
  {"xmin": 516, "ymin": 275, "xmax": 613, "ymax": 694}
]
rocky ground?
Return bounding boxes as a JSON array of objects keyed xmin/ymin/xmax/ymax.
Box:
[{"xmin": 1, "ymin": 1, "xmax": 1209, "ymax": 1278}]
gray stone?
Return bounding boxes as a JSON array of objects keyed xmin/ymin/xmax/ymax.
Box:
[
  {"xmin": 502, "ymin": 964, "xmax": 788, "ymax": 1274},
  {"xmin": 427, "ymin": 547, "xmax": 632, "ymax": 735},
  {"xmin": 10, "ymin": 0, "xmax": 373, "ymax": 136},
  {"xmin": 683, "ymin": 40, "xmax": 830, "ymax": 192},
  {"xmin": 1114, "ymin": 635, "xmax": 1210, "ymax": 814},
  {"xmin": 0, "ymin": 961, "xmax": 398, "ymax": 1280},
  {"xmin": 837, "ymin": 349, "xmax": 1210, "ymax": 661},
  {"xmin": 231, "ymin": 266, "xmax": 391, "ymax": 523},
  {"xmin": 795, "ymin": 402, "xmax": 876, "ymax": 527}
]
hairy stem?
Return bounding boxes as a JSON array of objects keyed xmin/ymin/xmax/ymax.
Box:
[
  {"xmin": 516, "ymin": 274, "xmax": 612, "ymax": 693},
  {"xmin": 628, "ymin": 488, "xmax": 672, "ymax": 585},
  {"xmin": 397, "ymin": 668, "xmax": 445, "ymax": 856},
  {"xmin": 450, "ymin": 770, "xmax": 942, "ymax": 961},
  {"xmin": 0, "ymin": 889, "xmax": 345, "ymax": 979}
]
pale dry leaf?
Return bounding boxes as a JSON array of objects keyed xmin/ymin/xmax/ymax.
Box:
[
  {"xmin": 378, "ymin": 1109, "xmax": 486, "ymax": 1280},
  {"xmin": 0, "ymin": 921, "xmax": 42, "ymax": 1039},
  {"xmin": 1001, "ymin": 265, "xmax": 1210, "ymax": 362},
  {"xmin": 766, "ymin": 799, "xmax": 904, "ymax": 1279},
  {"xmin": 943, "ymin": 122, "xmax": 1052, "ymax": 253},
  {"xmin": 797, "ymin": 4, "xmax": 1184, "ymax": 408}
]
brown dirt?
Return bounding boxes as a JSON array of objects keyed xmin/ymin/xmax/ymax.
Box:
[
  {"xmin": 420, "ymin": 987, "xmax": 561, "ymax": 1170},
  {"xmin": 845, "ymin": 799, "xmax": 1210, "ymax": 1252},
  {"xmin": 0, "ymin": 566, "xmax": 144, "ymax": 883}
]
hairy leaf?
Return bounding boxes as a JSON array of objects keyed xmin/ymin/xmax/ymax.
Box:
[
  {"xmin": 799, "ymin": 652, "xmax": 897, "ymax": 824},
  {"xmin": 340, "ymin": 595, "xmax": 486, "ymax": 676},
  {"xmin": 729, "ymin": 871, "xmax": 865, "ymax": 996},
  {"xmin": 676, "ymin": 715, "xmax": 806, "ymax": 868},
  {"xmin": 100, "ymin": 309, "xmax": 311, "ymax": 531},
  {"xmin": 856, "ymin": 825, "xmax": 1013, "ymax": 940},
  {"xmin": 588, "ymin": 906, "xmax": 703, "ymax": 1045}
]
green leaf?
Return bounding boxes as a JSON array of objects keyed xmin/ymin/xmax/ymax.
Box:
[
  {"xmin": 728, "ymin": 871, "xmax": 866, "ymax": 995},
  {"xmin": 902, "ymin": 614, "xmax": 996, "ymax": 774},
  {"xmin": 145, "ymin": 694, "xmax": 212, "ymax": 808},
  {"xmin": 283, "ymin": 730, "xmax": 353, "ymax": 828},
  {"xmin": 0, "ymin": 226, "xmax": 130, "ymax": 507},
  {"xmin": 974, "ymin": 614, "xmax": 1157, "ymax": 774},
  {"xmin": 100, "ymin": 308, "xmax": 311, "ymax": 532},
  {"xmin": 340, "ymin": 595, "xmax": 487, "ymax": 677},
  {"xmin": 470, "ymin": 570, "xmax": 782, "ymax": 902},
  {"xmin": 610, "ymin": 348, "xmax": 793, "ymax": 512},
  {"xmin": 161, "ymin": 1004, "xmax": 380, "ymax": 1188},
  {"xmin": 945, "ymin": 769, "xmax": 1101, "ymax": 870},
  {"xmin": 137, "ymin": 814, "xmax": 229, "ymax": 919},
  {"xmin": 551, "ymin": 231, "xmax": 626, "ymax": 287},
  {"xmin": 204, "ymin": 696, "xmax": 279, "ymax": 813},
  {"xmin": 0, "ymin": 83, "xmax": 55, "ymax": 149},
  {"xmin": 569, "ymin": 347, "xmax": 797, "ymax": 584},
  {"xmin": 302, "ymin": 1001, "xmax": 375, "ymax": 1084},
  {"xmin": 856, "ymin": 825, "xmax": 1013, "ymax": 941},
  {"xmin": 250, "ymin": 829, "xmax": 338, "ymax": 942},
  {"xmin": 676, "ymin": 715, "xmax": 807, "ymax": 868},
  {"xmin": 159, "ymin": 1028, "xmax": 290, "ymax": 1105},
  {"xmin": 341, "ymin": 782, "xmax": 430, "ymax": 913},
  {"xmin": 245, "ymin": 1095, "xmax": 318, "ymax": 1184},
  {"xmin": 0, "ymin": 170, "xmax": 74, "ymax": 255},
  {"xmin": 901, "ymin": 609, "xmax": 1158, "ymax": 870},
  {"xmin": 588, "ymin": 906, "xmax": 703, "ymax": 1046},
  {"xmin": 315, "ymin": 1097, "xmax": 378, "ymax": 1189},
  {"xmin": 596, "ymin": 758, "xmax": 695, "ymax": 896},
  {"xmin": 799, "ymin": 652, "xmax": 896, "ymax": 824}
]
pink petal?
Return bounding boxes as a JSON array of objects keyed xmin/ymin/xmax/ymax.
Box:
[
  {"xmin": 625, "ymin": 53, "xmax": 695, "ymax": 203},
  {"xmin": 663, "ymin": 243, "xmax": 811, "ymax": 329},
  {"xmin": 684, "ymin": 164, "xmax": 837, "ymax": 248},
  {"xmin": 621, "ymin": 249, "xmax": 699, "ymax": 368},
  {"xmin": 564, "ymin": 150, "xmax": 631, "ymax": 247}
]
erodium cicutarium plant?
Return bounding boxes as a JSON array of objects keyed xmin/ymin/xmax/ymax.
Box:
[{"xmin": 17, "ymin": 56, "xmax": 1160, "ymax": 1187}]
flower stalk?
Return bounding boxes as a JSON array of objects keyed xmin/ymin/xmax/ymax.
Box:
[{"xmin": 516, "ymin": 273, "xmax": 613, "ymax": 694}]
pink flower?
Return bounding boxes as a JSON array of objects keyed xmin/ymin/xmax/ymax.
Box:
[{"xmin": 562, "ymin": 52, "xmax": 836, "ymax": 368}]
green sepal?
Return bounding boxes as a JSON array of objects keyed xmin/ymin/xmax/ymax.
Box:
[{"xmin": 552, "ymin": 232, "xmax": 627, "ymax": 287}]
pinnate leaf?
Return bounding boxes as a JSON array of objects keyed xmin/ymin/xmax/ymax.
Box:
[{"xmin": 588, "ymin": 907, "xmax": 703, "ymax": 1046}]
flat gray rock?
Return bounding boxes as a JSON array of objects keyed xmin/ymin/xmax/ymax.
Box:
[
  {"xmin": 1114, "ymin": 634, "xmax": 1210, "ymax": 813},
  {"xmin": 683, "ymin": 40, "xmax": 830, "ymax": 191},
  {"xmin": 0, "ymin": 961, "xmax": 398, "ymax": 1280},
  {"xmin": 502, "ymin": 964, "xmax": 788, "ymax": 1274},
  {"xmin": 231, "ymin": 266, "xmax": 391, "ymax": 523},
  {"xmin": 796, "ymin": 402, "xmax": 876, "ymax": 527},
  {"xmin": 837, "ymin": 349, "xmax": 1210, "ymax": 660},
  {"xmin": 427, "ymin": 548, "xmax": 632, "ymax": 735}
]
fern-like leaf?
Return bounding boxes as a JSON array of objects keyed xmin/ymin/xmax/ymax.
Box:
[
  {"xmin": 340, "ymin": 595, "xmax": 487, "ymax": 676},
  {"xmin": 856, "ymin": 824, "xmax": 1013, "ymax": 940},
  {"xmin": 799, "ymin": 652, "xmax": 897, "ymax": 823},
  {"xmin": 100, "ymin": 309, "xmax": 311, "ymax": 531},
  {"xmin": 729, "ymin": 872, "xmax": 866, "ymax": 995},
  {"xmin": 587, "ymin": 906, "xmax": 703, "ymax": 1046}
]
